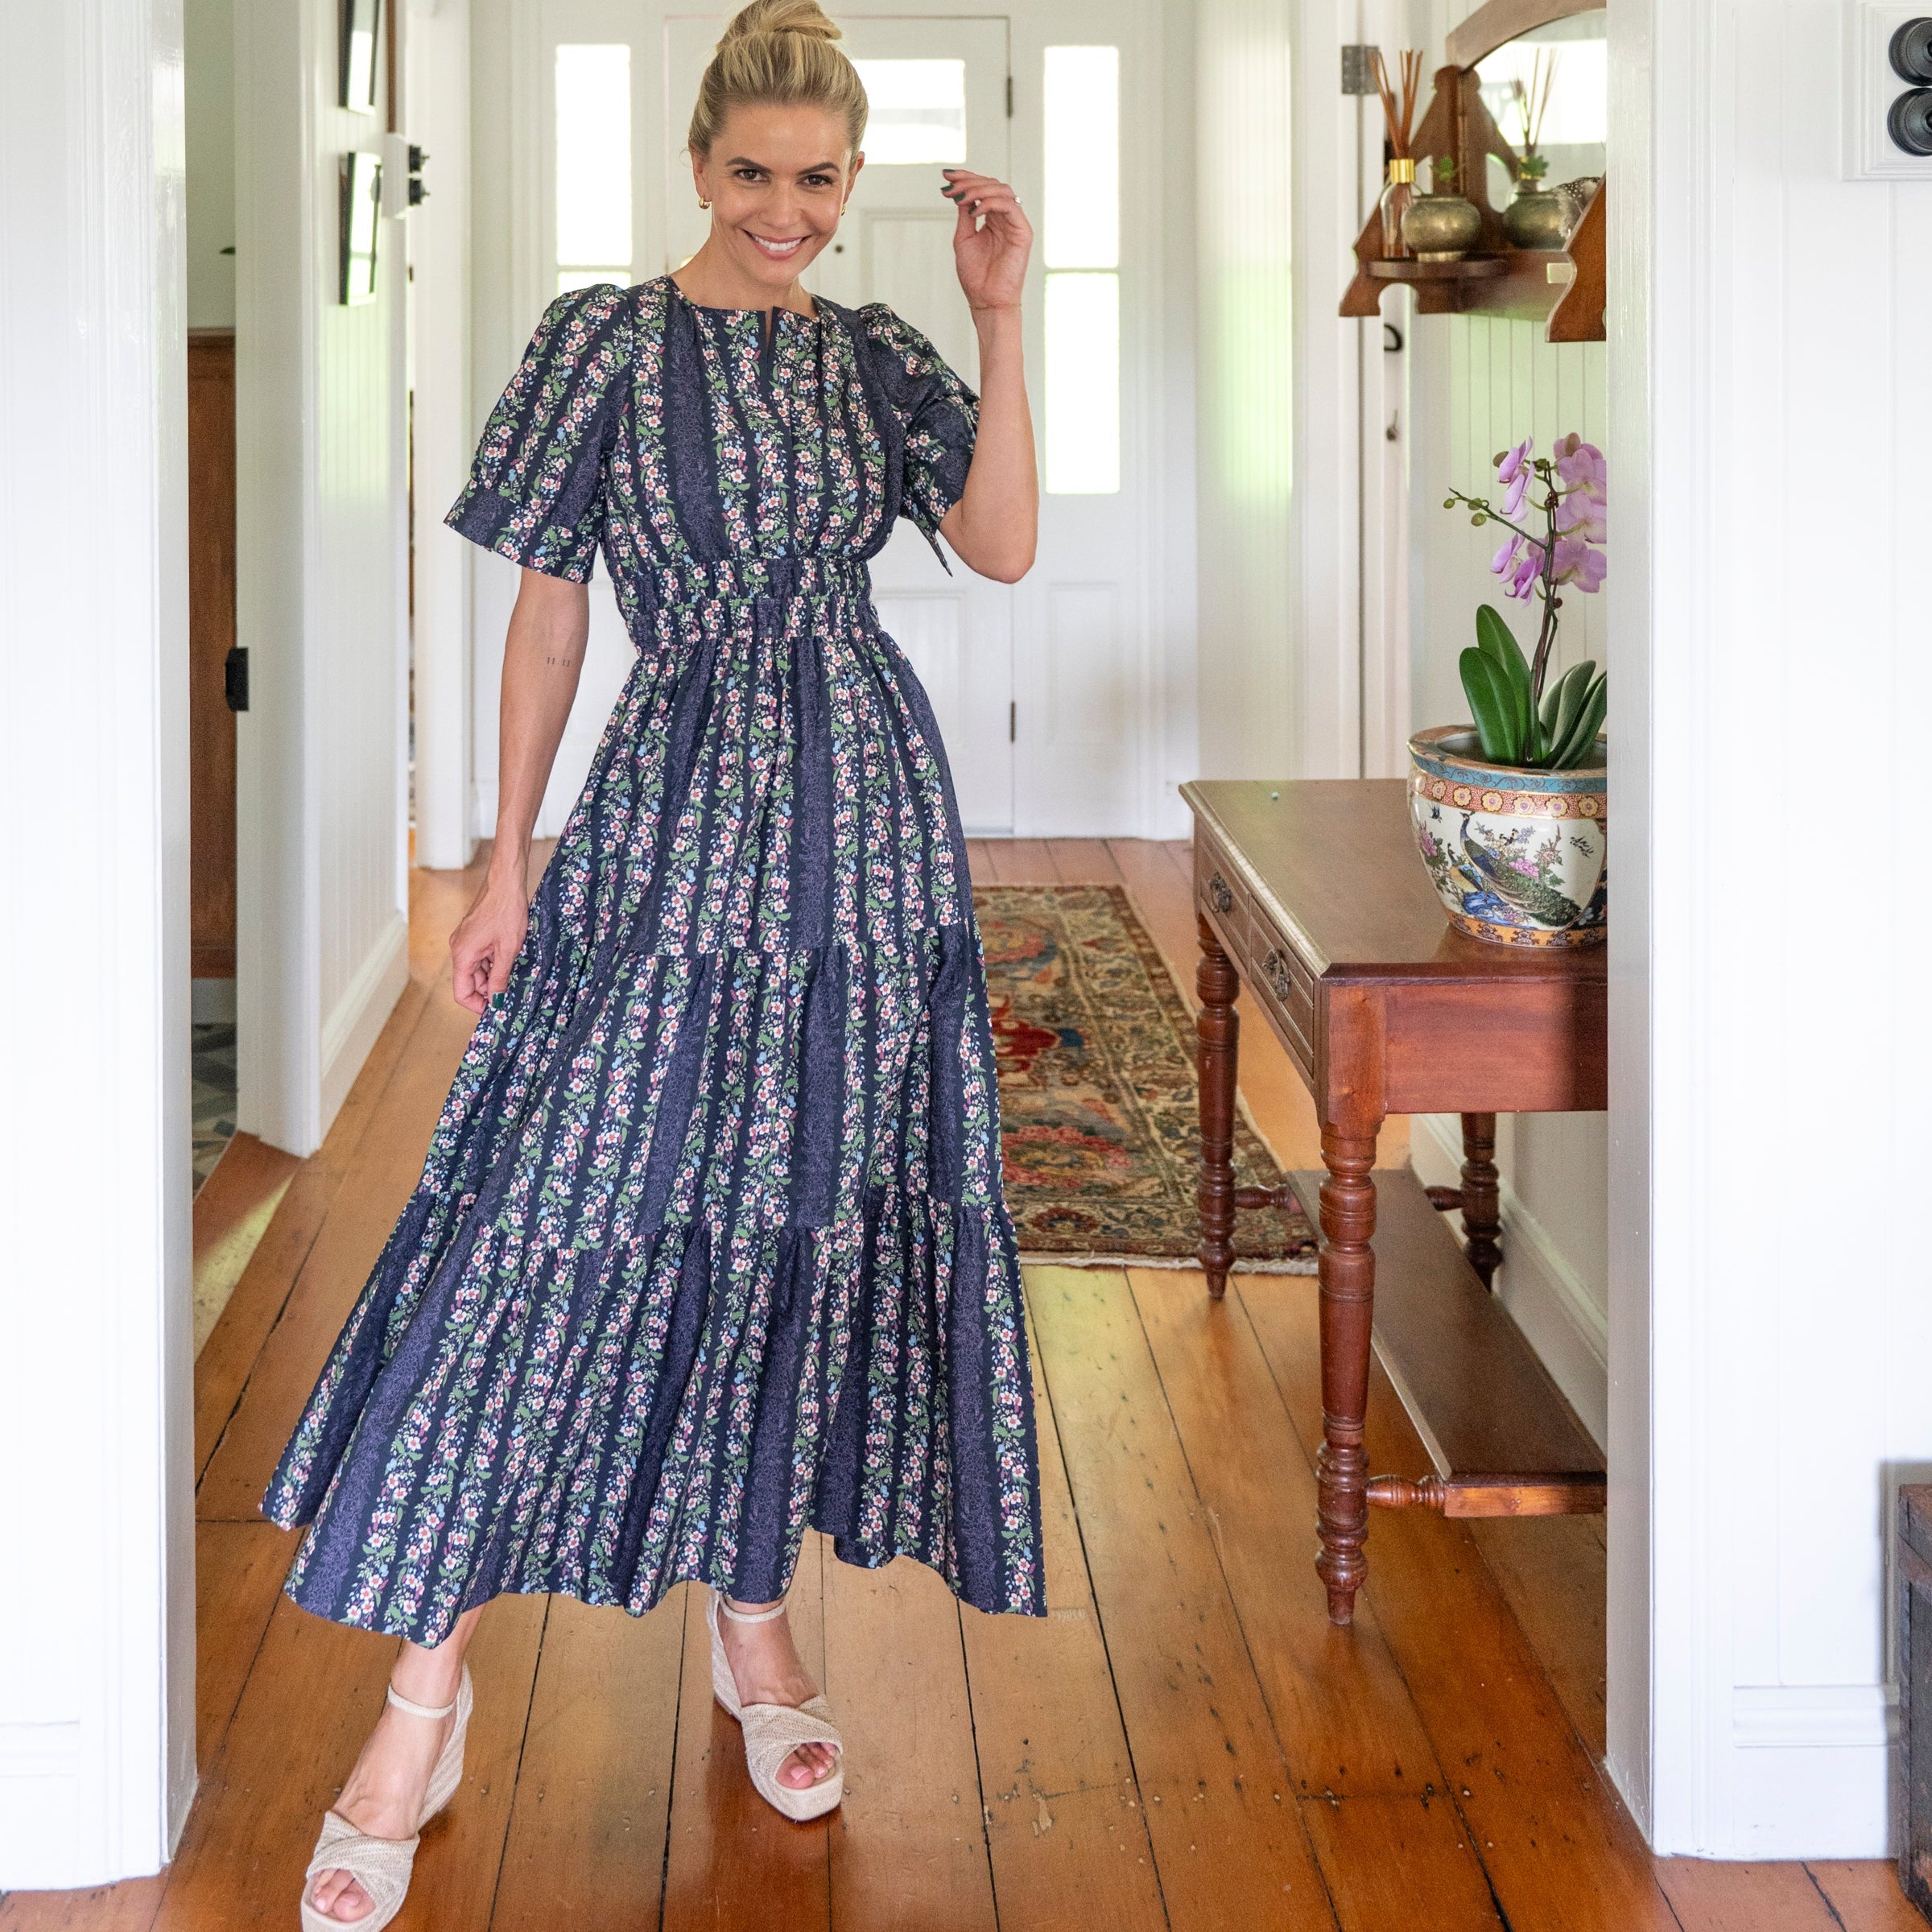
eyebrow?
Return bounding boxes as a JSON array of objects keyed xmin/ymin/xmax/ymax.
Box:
[{"xmin": 723, "ymin": 155, "xmax": 844, "ymax": 174}]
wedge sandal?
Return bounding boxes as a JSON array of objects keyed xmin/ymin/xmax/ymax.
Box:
[
  {"xmin": 708, "ymin": 1590, "xmax": 844, "ymax": 1823},
  {"xmin": 299, "ymin": 1666, "xmax": 473, "ymax": 1930}
]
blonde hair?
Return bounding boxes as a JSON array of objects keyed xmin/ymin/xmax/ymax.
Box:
[{"xmin": 688, "ymin": 0, "xmax": 869, "ymax": 158}]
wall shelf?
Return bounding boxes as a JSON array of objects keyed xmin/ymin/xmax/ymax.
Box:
[{"xmin": 1340, "ymin": 60, "xmax": 1605, "ymax": 342}]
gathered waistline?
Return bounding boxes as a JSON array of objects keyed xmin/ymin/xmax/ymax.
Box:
[{"xmin": 635, "ymin": 553, "xmax": 871, "ymax": 605}]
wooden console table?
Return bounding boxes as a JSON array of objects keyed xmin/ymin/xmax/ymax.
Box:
[{"xmin": 1180, "ymin": 778, "xmax": 1608, "ymax": 1625}]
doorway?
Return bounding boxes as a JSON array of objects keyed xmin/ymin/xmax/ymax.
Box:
[{"xmin": 476, "ymin": 0, "xmax": 1178, "ymax": 841}]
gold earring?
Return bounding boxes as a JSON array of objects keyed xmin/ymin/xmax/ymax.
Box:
[{"xmin": 699, "ymin": 196, "xmax": 711, "ymax": 210}]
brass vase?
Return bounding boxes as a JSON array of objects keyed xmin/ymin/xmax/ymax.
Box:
[
  {"xmin": 1502, "ymin": 183, "xmax": 1568, "ymax": 250},
  {"xmin": 1400, "ymin": 192, "xmax": 1483, "ymax": 262}
]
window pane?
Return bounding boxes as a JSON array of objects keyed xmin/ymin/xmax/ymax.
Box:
[
  {"xmin": 852, "ymin": 58, "xmax": 966, "ymax": 165},
  {"xmin": 555, "ymin": 45, "xmax": 631, "ymax": 269},
  {"xmin": 1043, "ymin": 46, "xmax": 1118, "ymax": 269},
  {"xmin": 1045, "ymin": 271, "xmax": 1119, "ymax": 493},
  {"xmin": 557, "ymin": 268, "xmax": 630, "ymax": 296}
]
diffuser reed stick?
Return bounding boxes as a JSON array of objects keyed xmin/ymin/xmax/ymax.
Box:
[{"xmin": 1372, "ymin": 48, "xmax": 1426, "ymax": 255}]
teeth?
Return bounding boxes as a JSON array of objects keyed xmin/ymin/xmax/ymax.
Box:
[{"xmin": 750, "ymin": 234, "xmax": 806, "ymax": 256}]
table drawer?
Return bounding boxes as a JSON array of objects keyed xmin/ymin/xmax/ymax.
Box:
[
  {"xmin": 1195, "ymin": 833, "xmax": 1250, "ymax": 938},
  {"xmin": 1248, "ymin": 901, "xmax": 1318, "ymax": 1062}
]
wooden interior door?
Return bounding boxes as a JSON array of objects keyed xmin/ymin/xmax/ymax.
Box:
[{"xmin": 188, "ymin": 328, "xmax": 237, "ymax": 980}]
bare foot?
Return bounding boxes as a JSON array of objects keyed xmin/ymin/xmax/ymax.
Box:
[
  {"xmin": 717, "ymin": 1597, "xmax": 839, "ymax": 1791},
  {"xmin": 308, "ymin": 1648, "xmax": 466, "ymax": 1923}
]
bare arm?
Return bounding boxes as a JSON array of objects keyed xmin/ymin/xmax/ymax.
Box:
[
  {"xmin": 448, "ymin": 568, "xmax": 590, "ymax": 1012},
  {"xmin": 935, "ymin": 170, "xmax": 1037, "ymax": 584}
]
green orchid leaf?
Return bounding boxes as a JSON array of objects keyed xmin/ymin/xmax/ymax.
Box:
[
  {"xmin": 1550, "ymin": 661, "xmax": 1596, "ymax": 751},
  {"xmin": 1476, "ymin": 605, "xmax": 1533, "ymax": 748},
  {"xmin": 1459, "ymin": 649, "xmax": 1517, "ymax": 762},
  {"xmin": 1551, "ymin": 676, "xmax": 1607, "ymax": 768}
]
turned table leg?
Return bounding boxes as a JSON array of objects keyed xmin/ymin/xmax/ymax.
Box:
[
  {"xmin": 1315, "ymin": 1123, "xmax": 1380, "ymax": 1624},
  {"xmin": 1195, "ymin": 914, "xmax": 1240, "ymax": 1300},
  {"xmin": 1459, "ymin": 1112, "xmax": 1502, "ymax": 1289}
]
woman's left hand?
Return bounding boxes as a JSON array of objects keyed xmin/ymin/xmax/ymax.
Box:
[{"xmin": 943, "ymin": 171, "xmax": 1032, "ymax": 316}]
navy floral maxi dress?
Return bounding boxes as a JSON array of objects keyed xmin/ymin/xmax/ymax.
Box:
[{"xmin": 262, "ymin": 277, "xmax": 1045, "ymax": 1642}]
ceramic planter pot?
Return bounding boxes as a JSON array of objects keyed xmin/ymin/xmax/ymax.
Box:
[
  {"xmin": 1401, "ymin": 192, "xmax": 1483, "ymax": 261},
  {"xmin": 1408, "ymin": 726, "xmax": 1607, "ymax": 948}
]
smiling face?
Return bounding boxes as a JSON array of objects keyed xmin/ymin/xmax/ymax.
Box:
[{"xmin": 691, "ymin": 102, "xmax": 864, "ymax": 297}]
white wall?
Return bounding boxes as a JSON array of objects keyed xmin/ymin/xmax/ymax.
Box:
[
  {"xmin": 1406, "ymin": 306, "xmax": 1613, "ymax": 1443},
  {"xmin": 0, "ymin": 0, "xmax": 196, "ymax": 1885},
  {"xmin": 1194, "ymin": 0, "xmax": 1297, "ymax": 778},
  {"xmin": 185, "ymin": 0, "xmax": 236, "ymax": 330},
  {"xmin": 1612, "ymin": 0, "xmax": 1932, "ymax": 1860},
  {"xmin": 235, "ymin": 0, "xmax": 411, "ymax": 1155}
]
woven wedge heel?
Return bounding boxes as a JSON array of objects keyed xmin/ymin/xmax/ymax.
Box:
[
  {"xmin": 707, "ymin": 1591, "xmax": 844, "ymax": 1823},
  {"xmin": 299, "ymin": 1666, "xmax": 473, "ymax": 1931}
]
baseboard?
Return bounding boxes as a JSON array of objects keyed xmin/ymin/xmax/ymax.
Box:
[
  {"xmin": 1722, "ymin": 1690, "xmax": 1895, "ymax": 1856},
  {"xmin": 1410, "ymin": 1114, "xmax": 1608, "ymax": 1450},
  {"xmin": 319, "ymin": 911, "xmax": 408, "ymax": 1136}
]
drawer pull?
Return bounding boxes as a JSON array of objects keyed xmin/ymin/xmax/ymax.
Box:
[
  {"xmin": 1263, "ymin": 949, "xmax": 1298, "ymax": 1006},
  {"xmin": 1208, "ymin": 871, "xmax": 1234, "ymax": 914}
]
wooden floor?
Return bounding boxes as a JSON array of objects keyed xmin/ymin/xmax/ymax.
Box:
[{"xmin": 2, "ymin": 840, "xmax": 1913, "ymax": 1930}]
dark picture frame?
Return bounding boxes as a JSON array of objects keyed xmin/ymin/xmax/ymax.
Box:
[
  {"xmin": 340, "ymin": 151, "xmax": 383, "ymax": 305},
  {"xmin": 340, "ymin": 0, "xmax": 382, "ymax": 114}
]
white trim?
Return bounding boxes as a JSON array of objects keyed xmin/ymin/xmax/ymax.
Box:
[
  {"xmin": 408, "ymin": 0, "xmax": 477, "ymax": 869},
  {"xmin": 0, "ymin": 1723, "xmax": 85, "ymax": 1782},
  {"xmin": 0, "ymin": 0, "xmax": 196, "ymax": 1885},
  {"xmin": 1408, "ymin": 1116, "xmax": 1609, "ymax": 1450},
  {"xmin": 1732, "ymin": 1684, "xmax": 1897, "ymax": 1752},
  {"xmin": 320, "ymin": 912, "xmax": 411, "ymax": 1126}
]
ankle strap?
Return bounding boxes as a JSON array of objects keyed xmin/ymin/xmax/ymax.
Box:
[
  {"xmin": 717, "ymin": 1592, "xmax": 788, "ymax": 1625},
  {"xmin": 386, "ymin": 1681, "xmax": 460, "ymax": 1721}
]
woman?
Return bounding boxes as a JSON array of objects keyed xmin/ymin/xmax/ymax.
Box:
[{"xmin": 271, "ymin": 4, "xmax": 1042, "ymax": 1922}]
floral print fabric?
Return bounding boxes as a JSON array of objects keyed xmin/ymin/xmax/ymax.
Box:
[{"xmin": 262, "ymin": 278, "xmax": 1044, "ymax": 1639}]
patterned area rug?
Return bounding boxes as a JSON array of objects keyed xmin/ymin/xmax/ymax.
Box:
[{"xmin": 976, "ymin": 884, "xmax": 1318, "ymax": 1273}]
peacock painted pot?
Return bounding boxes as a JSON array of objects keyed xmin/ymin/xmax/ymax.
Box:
[{"xmin": 1407, "ymin": 726, "xmax": 1607, "ymax": 948}]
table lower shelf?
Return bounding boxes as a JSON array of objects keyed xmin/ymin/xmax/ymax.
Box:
[{"xmin": 1287, "ymin": 1163, "xmax": 1605, "ymax": 1517}]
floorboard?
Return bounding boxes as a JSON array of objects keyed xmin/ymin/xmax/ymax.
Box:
[
  {"xmin": 1236, "ymin": 1274, "xmax": 1678, "ymax": 1930},
  {"xmin": 824, "ymin": 1559, "xmax": 998, "ymax": 1932},
  {"xmin": 960, "ymin": 1318, "xmax": 1167, "ymax": 1932},
  {"xmin": 1027, "ymin": 1264, "xmax": 1335, "ymax": 1930},
  {"xmin": 489, "ymin": 1593, "xmax": 683, "ymax": 1931},
  {"xmin": 192, "ymin": 1133, "xmax": 300, "ymax": 1356},
  {"xmin": 1806, "ymin": 1860, "xmax": 1926, "ymax": 1930},
  {"xmin": 661, "ymin": 1547, "xmax": 830, "ymax": 1929}
]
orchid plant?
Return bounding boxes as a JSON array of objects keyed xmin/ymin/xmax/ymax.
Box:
[{"xmin": 1442, "ymin": 432, "xmax": 1608, "ymax": 770}]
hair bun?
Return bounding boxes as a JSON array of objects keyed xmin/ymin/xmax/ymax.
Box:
[{"xmin": 721, "ymin": 0, "xmax": 842, "ymax": 43}]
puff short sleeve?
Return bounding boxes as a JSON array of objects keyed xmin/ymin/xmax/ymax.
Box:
[
  {"xmin": 447, "ymin": 284, "xmax": 633, "ymax": 581},
  {"xmin": 857, "ymin": 304, "xmax": 980, "ymax": 551}
]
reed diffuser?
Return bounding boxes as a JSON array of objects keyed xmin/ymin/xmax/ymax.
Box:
[{"xmin": 1373, "ymin": 49, "xmax": 1424, "ymax": 258}]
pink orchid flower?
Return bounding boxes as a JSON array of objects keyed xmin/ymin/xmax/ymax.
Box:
[
  {"xmin": 1554, "ymin": 436, "xmax": 1607, "ymax": 491},
  {"xmin": 1490, "ymin": 533, "xmax": 1522, "ymax": 576},
  {"xmin": 1553, "ymin": 535, "xmax": 1607, "ymax": 592},
  {"xmin": 1508, "ymin": 543, "xmax": 1545, "ymax": 598},
  {"xmin": 1501, "ymin": 465, "xmax": 1531, "ymax": 518},
  {"xmin": 1496, "ymin": 438, "xmax": 1533, "ymax": 486},
  {"xmin": 1555, "ymin": 489, "xmax": 1607, "ymax": 543}
]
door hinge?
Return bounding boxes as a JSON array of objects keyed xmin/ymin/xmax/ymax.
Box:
[
  {"xmin": 224, "ymin": 646, "xmax": 250, "ymax": 713},
  {"xmin": 1006, "ymin": 73, "xmax": 1013, "ymax": 118},
  {"xmin": 1341, "ymin": 45, "xmax": 1380, "ymax": 96},
  {"xmin": 1009, "ymin": 700, "xmax": 1016, "ymax": 743}
]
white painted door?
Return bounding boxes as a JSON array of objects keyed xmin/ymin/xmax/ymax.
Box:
[
  {"xmin": 510, "ymin": 0, "xmax": 1171, "ymax": 839},
  {"xmin": 664, "ymin": 14, "xmax": 1016, "ymax": 833}
]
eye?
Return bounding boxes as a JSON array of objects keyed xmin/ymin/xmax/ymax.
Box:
[
  {"xmin": 732, "ymin": 167, "xmax": 766, "ymax": 184},
  {"xmin": 802, "ymin": 172, "xmax": 836, "ymax": 189}
]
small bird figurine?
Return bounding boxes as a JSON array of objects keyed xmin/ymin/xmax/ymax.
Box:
[{"xmin": 1458, "ymin": 816, "xmax": 1582, "ymax": 927}]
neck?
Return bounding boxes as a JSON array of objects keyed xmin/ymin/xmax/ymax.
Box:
[{"xmin": 671, "ymin": 239, "xmax": 815, "ymax": 317}]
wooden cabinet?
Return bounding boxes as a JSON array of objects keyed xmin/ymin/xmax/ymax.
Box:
[{"xmin": 188, "ymin": 328, "xmax": 237, "ymax": 980}]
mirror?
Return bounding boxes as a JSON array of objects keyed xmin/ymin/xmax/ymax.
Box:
[{"xmin": 1471, "ymin": 9, "xmax": 1606, "ymax": 246}]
